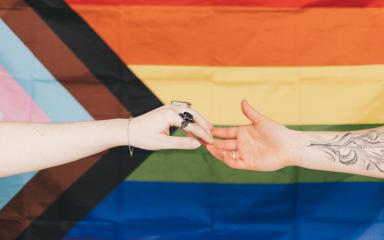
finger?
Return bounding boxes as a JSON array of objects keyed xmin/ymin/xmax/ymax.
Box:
[
  {"xmin": 184, "ymin": 123, "xmax": 214, "ymax": 144},
  {"xmin": 184, "ymin": 131, "xmax": 208, "ymax": 146},
  {"xmin": 212, "ymin": 127, "xmax": 238, "ymax": 139},
  {"xmin": 190, "ymin": 109, "xmax": 213, "ymax": 134},
  {"xmin": 214, "ymin": 139, "xmax": 237, "ymax": 151},
  {"xmin": 222, "ymin": 151, "xmax": 245, "ymax": 169},
  {"xmin": 241, "ymin": 99, "xmax": 263, "ymax": 124},
  {"xmin": 171, "ymin": 105, "xmax": 213, "ymax": 137},
  {"xmin": 205, "ymin": 144, "xmax": 225, "ymax": 161},
  {"xmin": 159, "ymin": 136, "xmax": 201, "ymax": 150},
  {"xmin": 183, "ymin": 131, "xmax": 194, "ymax": 138},
  {"xmin": 169, "ymin": 109, "xmax": 213, "ymax": 143}
]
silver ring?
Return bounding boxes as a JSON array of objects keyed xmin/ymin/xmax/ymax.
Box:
[
  {"xmin": 232, "ymin": 151, "xmax": 237, "ymax": 161},
  {"xmin": 171, "ymin": 101, "xmax": 191, "ymax": 108}
]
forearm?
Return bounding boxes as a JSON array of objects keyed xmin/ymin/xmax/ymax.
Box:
[
  {"xmin": 0, "ymin": 119, "xmax": 128, "ymax": 177},
  {"xmin": 293, "ymin": 127, "xmax": 384, "ymax": 178}
]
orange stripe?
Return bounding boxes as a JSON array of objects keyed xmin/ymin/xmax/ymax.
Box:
[
  {"xmin": 69, "ymin": 5, "xmax": 384, "ymax": 66},
  {"xmin": 66, "ymin": 0, "xmax": 384, "ymax": 8}
]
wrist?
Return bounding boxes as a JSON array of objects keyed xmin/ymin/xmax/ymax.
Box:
[
  {"xmin": 288, "ymin": 130, "xmax": 335, "ymax": 170},
  {"xmin": 283, "ymin": 129, "xmax": 312, "ymax": 167},
  {"xmin": 110, "ymin": 118, "xmax": 131, "ymax": 147}
]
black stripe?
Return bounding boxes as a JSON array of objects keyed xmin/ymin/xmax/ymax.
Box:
[
  {"xmin": 18, "ymin": 0, "xmax": 162, "ymax": 239},
  {"xmin": 26, "ymin": 0, "xmax": 163, "ymax": 116},
  {"xmin": 19, "ymin": 148, "xmax": 152, "ymax": 239}
]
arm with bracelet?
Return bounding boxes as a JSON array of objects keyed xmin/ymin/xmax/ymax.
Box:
[{"xmin": 0, "ymin": 102, "xmax": 213, "ymax": 177}]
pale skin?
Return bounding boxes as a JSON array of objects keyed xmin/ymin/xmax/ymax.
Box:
[
  {"xmin": 205, "ymin": 100, "xmax": 384, "ymax": 179},
  {"xmin": 3, "ymin": 101, "xmax": 384, "ymax": 179},
  {"xmin": 0, "ymin": 105, "xmax": 213, "ymax": 177}
]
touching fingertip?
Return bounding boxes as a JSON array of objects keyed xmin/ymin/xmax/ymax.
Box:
[
  {"xmin": 199, "ymin": 139, "xmax": 208, "ymax": 146},
  {"xmin": 206, "ymin": 129, "xmax": 214, "ymax": 139}
]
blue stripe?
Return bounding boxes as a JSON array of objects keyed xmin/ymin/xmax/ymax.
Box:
[
  {"xmin": 65, "ymin": 181, "xmax": 384, "ymax": 240},
  {"xmin": 0, "ymin": 20, "xmax": 93, "ymax": 209}
]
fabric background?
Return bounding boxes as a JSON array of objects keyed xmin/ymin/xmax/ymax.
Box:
[{"xmin": 0, "ymin": 0, "xmax": 384, "ymax": 239}]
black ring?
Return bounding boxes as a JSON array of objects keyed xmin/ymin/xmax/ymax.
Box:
[{"xmin": 179, "ymin": 112, "xmax": 195, "ymax": 129}]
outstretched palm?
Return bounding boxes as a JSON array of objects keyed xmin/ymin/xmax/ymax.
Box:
[{"xmin": 206, "ymin": 100, "xmax": 301, "ymax": 171}]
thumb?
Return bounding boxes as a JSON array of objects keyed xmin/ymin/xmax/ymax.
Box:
[
  {"xmin": 159, "ymin": 136, "xmax": 201, "ymax": 150},
  {"xmin": 241, "ymin": 99, "xmax": 263, "ymax": 124}
]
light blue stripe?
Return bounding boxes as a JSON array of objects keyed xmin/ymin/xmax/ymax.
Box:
[
  {"xmin": 0, "ymin": 20, "xmax": 94, "ymax": 209},
  {"xmin": 0, "ymin": 20, "xmax": 92, "ymax": 122}
]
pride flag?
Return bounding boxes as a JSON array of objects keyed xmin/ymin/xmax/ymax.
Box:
[{"xmin": 0, "ymin": 0, "xmax": 384, "ymax": 239}]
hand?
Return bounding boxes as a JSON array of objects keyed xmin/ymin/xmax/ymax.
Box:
[
  {"xmin": 205, "ymin": 100, "xmax": 303, "ymax": 171},
  {"xmin": 129, "ymin": 105, "xmax": 214, "ymax": 150}
]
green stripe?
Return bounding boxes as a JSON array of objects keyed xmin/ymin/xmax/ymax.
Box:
[{"xmin": 127, "ymin": 124, "xmax": 384, "ymax": 184}]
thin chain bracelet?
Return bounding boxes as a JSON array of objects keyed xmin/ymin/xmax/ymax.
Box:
[{"xmin": 127, "ymin": 117, "xmax": 134, "ymax": 157}]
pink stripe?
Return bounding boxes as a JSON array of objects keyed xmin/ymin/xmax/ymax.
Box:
[{"xmin": 0, "ymin": 65, "xmax": 49, "ymax": 122}]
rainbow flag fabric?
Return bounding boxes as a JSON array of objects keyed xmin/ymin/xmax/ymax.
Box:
[{"xmin": 1, "ymin": 0, "xmax": 384, "ymax": 239}]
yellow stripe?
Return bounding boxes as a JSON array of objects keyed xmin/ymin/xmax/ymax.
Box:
[{"xmin": 130, "ymin": 65, "xmax": 384, "ymax": 125}]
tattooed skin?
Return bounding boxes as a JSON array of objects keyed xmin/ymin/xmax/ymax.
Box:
[{"xmin": 308, "ymin": 129, "xmax": 384, "ymax": 173}]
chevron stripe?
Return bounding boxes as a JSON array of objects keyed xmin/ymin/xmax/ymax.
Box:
[
  {"xmin": 0, "ymin": 64, "xmax": 49, "ymax": 209},
  {"xmin": 0, "ymin": 20, "xmax": 92, "ymax": 210},
  {"xmin": 0, "ymin": 1, "xmax": 163, "ymax": 239},
  {"xmin": 0, "ymin": 20, "xmax": 92, "ymax": 122}
]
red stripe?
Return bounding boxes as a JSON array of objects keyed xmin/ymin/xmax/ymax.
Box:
[{"xmin": 65, "ymin": 0, "xmax": 384, "ymax": 8}]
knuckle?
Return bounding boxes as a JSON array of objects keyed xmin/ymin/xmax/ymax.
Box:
[
  {"xmin": 162, "ymin": 104, "xmax": 174, "ymax": 113},
  {"xmin": 166, "ymin": 108, "xmax": 178, "ymax": 118}
]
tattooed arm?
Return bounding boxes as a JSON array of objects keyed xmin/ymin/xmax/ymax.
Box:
[
  {"xmin": 205, "ymin": 100, "xmax": 384, "ymax": 179},
  {"xmin": 299, "ymin": 129, "xmax": 384, "ymax": 178}
]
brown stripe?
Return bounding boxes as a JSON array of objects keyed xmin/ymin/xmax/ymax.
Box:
[
  {"xmin": 3, "ymin": 3, "xmax": 129, "ymax": 119},
  {"xmin": 0, "ymin": 0, "xmax": 24, "ymax": 17},
  {"xmin": 0, "ymin": 1, "xmax": 130, "ymax": 238},
  {"xmin": 0, "ymin": 153, "xmax": 103, "ymax": 239}
]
